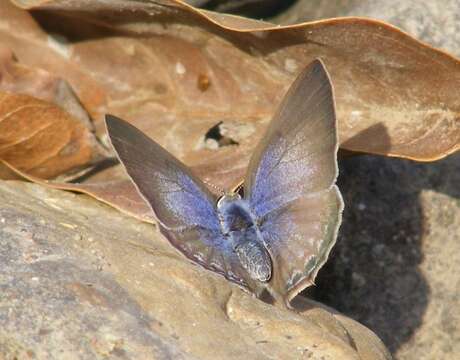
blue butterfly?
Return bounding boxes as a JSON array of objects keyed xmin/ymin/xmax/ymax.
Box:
[{"xmin": 105, "ymin": 59, "xmax": 343, "ymax": 308}]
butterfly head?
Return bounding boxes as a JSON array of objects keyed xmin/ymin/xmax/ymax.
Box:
[{"xmin": 216, "ymin": 192, "xmax": 241, "ymax": 210}]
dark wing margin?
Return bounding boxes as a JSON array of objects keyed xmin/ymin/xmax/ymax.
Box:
[
  {"xmin": 105, "ymin": 115, "xmax": 252, "ymax": 288},
  {"xmin": 243, "ymin": 59, "xmax": 343, "ymax": 305}
]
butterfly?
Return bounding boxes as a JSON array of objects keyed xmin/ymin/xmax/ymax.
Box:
[{"xmin": 105, "ymin": 59, "xmax": 343, "ymax": 308}]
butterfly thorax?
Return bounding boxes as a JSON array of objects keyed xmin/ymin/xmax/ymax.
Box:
[{"xmin": 217, "ymin": 194, "xmax": 272, "ymax": 282}]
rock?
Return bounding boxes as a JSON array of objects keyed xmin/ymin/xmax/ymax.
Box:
[
  {"xmin": 311, "ymin": 153, "xmax": 460, "ymax": 359},
  {"xmin": 0, "ymin": 181, "xmax": 390, "ymax": 359}
]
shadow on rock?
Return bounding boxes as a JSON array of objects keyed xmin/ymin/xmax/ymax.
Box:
[{"xmin": 308, "ymin": 152, "xmax": 459, "ymax": 354}]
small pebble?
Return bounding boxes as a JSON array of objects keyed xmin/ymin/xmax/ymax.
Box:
[{"xmin": 357, "ymin": 203, "xmax": 366, "ymax": 211}]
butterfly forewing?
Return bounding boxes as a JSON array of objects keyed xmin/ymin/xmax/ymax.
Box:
[
  {"xmin": 105, "ymin": 115, "xmax": 251, "ymax": 288},
  {"xmin": 244, "ymin": 60, "xmax": 343, "ymax": 304}
]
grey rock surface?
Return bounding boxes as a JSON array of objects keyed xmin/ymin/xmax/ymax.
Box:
[
  {"xmin": 0, "ymin": 181, "xmax": 391, "ymax": 359},
  {"xmin": 0, "ymin": 183, "xmax": 186, "ymax": 359},
  {"xmin": 311, "ymin": 153, "xmax": 460, "ymax": 359}
]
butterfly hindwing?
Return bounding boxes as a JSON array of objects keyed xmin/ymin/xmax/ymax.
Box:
[{"xmin": 259, "ymin": 187, "xmax": 343, "ymax": 303}]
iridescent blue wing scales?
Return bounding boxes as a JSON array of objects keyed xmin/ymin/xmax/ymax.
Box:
[
  {"xmin": 244, "ymin": 60, "xmax": 344, "ymax": 304},
  {"xmin": 105, "ymin": 115, "xmax": 252, "ymax": 288}
]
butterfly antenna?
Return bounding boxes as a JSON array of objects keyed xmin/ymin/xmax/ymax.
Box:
[{"xmin": 202, "ymin": 178, "xmax": 225, "ymax": 197}]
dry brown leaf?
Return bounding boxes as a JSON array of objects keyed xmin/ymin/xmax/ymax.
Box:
[
  {"xmin": 0, "ymin": 91, "xmax": 105, "ymax": 178},
  {"xmin": 0, "ymin": 46, "xmax": 95, "ymax": 129},
  {"xmin": 4, "ymin": 0, "xmax": 459, "ymax": 163},
  {"xmin": 1, "ymin": 0, "xmax": 459, "ymax": 220},
  {"xmin": 0, "ymin": 45, "xmax": 108, "ymax": 179},
  {"xmin": 272, "ymin": 0, "xmax": 460, "ymax": 58}
]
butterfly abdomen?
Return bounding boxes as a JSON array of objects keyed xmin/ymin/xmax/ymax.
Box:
[
  {"xmin": 235, "ymin": 239, "xmax": 272, "ymax": 282},
  {"xmin": 217, "ymin": 195, "xmax": 272, "ymax": 283}
]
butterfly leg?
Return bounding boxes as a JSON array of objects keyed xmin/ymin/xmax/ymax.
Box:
[{"xmin": 263, "ymin": 286, "xmax": 292, "ymax": 310}]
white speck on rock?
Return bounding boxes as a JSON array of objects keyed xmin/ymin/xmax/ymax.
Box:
[
  {"xmin": 352, "ymin": 272, "xmax": 366, "ymax": 287},
  {"xmin": 59, "ymin": 222, "xmax": 77, "ymax": 229},
  {"xmin": 357, "ymin": 203, "xmax": 367, "ymax": 211}
]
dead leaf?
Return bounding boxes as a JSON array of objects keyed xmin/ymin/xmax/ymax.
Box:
[
  {"xmin": 3, "ymin": 0, "xmax": 458, "ymax": 163},
  {"xmin": 1, "ymin": 0, "xmax": 459, "ymax": 221},
  {"xmin": 0, "ymin": 46, "xmax": 93, "ymax": 129},
  {"xmin": 0, "ymin": 91, "xmax": 105, "ymax": 178},
  {"xmin": 272, "ymin": 0, "xmax": 460, "ymax": 58}
]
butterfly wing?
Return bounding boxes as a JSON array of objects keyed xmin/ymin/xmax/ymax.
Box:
[
  {"xmin": 105, "ymin": 115, "xmax": 252, "ymax": 288},
  {"xmin": 244, "ymin": 60, "xmax": 344, "ymax": 304}
]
